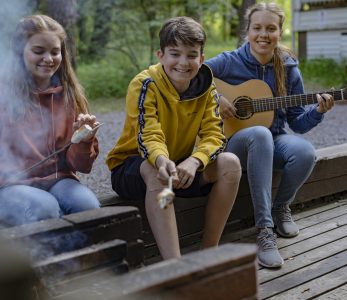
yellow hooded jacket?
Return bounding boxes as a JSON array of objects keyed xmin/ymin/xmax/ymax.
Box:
[{"xmin": 106, "ymin": 63, "xmax": 225, "ymax": 171}]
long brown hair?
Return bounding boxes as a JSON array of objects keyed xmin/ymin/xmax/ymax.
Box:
[
  {"xmin": 9, "ymin": 14, "xmax": 89, "ymax": 116},
  {"xmin": 245, "ymin": 2, "xmax": 296, "ymax": 96}
]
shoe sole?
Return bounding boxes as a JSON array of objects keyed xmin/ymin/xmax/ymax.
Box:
[
  {"xmin": 258, "ymin": 258, "xmax": 284, "ymax": 269},
  {"xmin": 274, "ymin": 226, "xmax": 299, "ymax": 238}
]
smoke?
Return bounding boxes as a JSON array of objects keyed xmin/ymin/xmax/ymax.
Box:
[{"xmin": 0, "ymin": 0, "xmax": 35, "ymax": 79}]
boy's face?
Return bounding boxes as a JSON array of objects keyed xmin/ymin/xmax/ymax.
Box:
[{"xmin": 157, "ymin": 42, "xmax": 204, "ymax": 94}]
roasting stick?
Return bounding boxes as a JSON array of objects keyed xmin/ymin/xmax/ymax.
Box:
[
  {"xmin": 1, "ymin": 123, "xmax": 103, "ymax": 186},
  {"xmin": 157, "ymin": 176, "xmax": 175, "ymax": 209}
]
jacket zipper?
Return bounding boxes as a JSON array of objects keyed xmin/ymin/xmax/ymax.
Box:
[
  {"xmin": 261, "ymin": 65, "xmax": 266, "ymax": 81},
  {"xmin": 50, "ymin": 94, "xmax": 58, "ymax": 179}
]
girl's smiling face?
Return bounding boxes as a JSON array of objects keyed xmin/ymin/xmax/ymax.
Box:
[
  {"xmin": 23, "ymin": 32, "xmax": 62, "ymax": 90},
  {"xmin": 247, "ymin": 10, "xmax": 282, "ymax": 65}
]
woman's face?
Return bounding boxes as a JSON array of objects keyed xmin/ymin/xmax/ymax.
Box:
[
  {"xmin": 23, "ymin": 32, "xmax": 62, "ymax": 90},
  {"xmin": 247, "ymin": 10, "xmax": 282, "ymax": 65}
]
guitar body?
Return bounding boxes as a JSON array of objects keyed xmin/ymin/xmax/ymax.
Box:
[{"xmin": 214, "ymin": 78, "xmax": 275, "ymax": 138}]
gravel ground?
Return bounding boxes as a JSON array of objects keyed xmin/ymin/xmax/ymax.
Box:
[{"xmin": 79, "ymin": 102, "xmax": 347, "ymax": 197}]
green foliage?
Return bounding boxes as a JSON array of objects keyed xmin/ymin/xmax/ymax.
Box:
[
  {"xmin": 77, "ymin": 57, "xmax": 137, "ymax": 100},
  {"xmin": 73, "ymin": 0, "xmax": 346, "ymax": 102},
  {"xmin": 300, "ymin": 59, "xmax": 347, "ymax": 90},
  {"xmin": 204, "ymin": 39, "xmax": 237, "ymax": 60}
]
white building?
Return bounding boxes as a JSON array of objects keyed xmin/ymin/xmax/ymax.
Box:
[{"xmin": 292, "ymin": 0, "xmax": 347, "ymax": 61}]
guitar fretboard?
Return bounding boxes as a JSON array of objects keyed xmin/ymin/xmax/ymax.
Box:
[{"xmin": 252, "ymin": 89, "xmax": 346, "ymax": 113}]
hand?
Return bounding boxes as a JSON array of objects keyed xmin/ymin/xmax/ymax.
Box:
[
  {"xmin": 72, "ymin": 113, "xmax": 99, "ymax": 142},
  {"xmin": 316, "ymin": 93, "xmax": 334, "ymax": 113},
  {"xmin": 219, "ymin": 95, "xmax": 236, "ymax": 119},
  {"xmin": 175, "ymin": 157, "xmax": 201, "ymax": 189},
  {"xmin": 155, "ymin": 155, "xmax": 178, "ymax": 185}
]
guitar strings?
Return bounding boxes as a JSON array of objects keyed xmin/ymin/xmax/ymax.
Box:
[{"xmin": 233, "ymin": 89, "xmax": 343, "ymax": 114}]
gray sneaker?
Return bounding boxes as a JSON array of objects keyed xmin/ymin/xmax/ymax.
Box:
[
  {"xmin": 256, "ymin": 228, "xmax": 284, "ymax": 268},
  {"xmin": 272, "ymin": 204, "xmax": 299, "ymax": 238}
]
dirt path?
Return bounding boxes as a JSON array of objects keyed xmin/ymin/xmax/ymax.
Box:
[{"xmin": 79, "ymin": 102, "xmax": 347, "ymax": 197}]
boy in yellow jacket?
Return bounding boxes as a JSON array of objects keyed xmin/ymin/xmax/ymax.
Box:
[{"xmin": 106, "ymin": 16, "xmax": 241, "ymax": 260}]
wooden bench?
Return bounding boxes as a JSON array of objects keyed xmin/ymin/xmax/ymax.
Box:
[
  {"xmin": 50, "ymin": 244, "xmax": 259, "ymax": 300},
  {"xmin": 99, "ymin": 143, "xmax": 347, "ymax": 260},
  {"xmin": 0, "ymin": 209, "xmax": 258, "ymax": 300},
  {"xmin": 0, "ymin": 206, "xmax": 143, "ymax": 298}
]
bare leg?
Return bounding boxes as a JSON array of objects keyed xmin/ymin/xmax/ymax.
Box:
[
  {"xmin": 140, "ymin": 161, "xmax": 181, "ymax": 259},
  {"xmin": 201, "ymin": 152, "xmax": 241, "ymax": 248}
]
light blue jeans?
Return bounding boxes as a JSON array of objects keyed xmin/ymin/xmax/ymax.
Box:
[
  {"xmin": 0, "ymin": 178, "xmax": 100, "ymax": 226},
  {"xmin": 226, "ymin": 126, "xmax": 316, "ymax": 228}
]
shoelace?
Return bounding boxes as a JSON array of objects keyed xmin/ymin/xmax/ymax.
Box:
[
  {"xmin": 257, "ymin": 230, "xmax": 277, "ymax": 250},
  {"xmin": 274, "ymin": 206, "xmax": 292, "ymax": 221}
]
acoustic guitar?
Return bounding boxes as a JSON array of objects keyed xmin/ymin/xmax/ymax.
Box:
[{"xmin": 214, "ymin": 78, "xmax": 347, "ymax": 138}]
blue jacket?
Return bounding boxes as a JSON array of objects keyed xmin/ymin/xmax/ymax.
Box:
[{"xmin": 205, "ymin": 42, "xmax": 324, "ymax": 134}]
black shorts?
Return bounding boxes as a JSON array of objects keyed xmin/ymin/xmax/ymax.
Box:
[{"xmin": 111, "ymin": 156, "xmax": 213, "ymax": 201}]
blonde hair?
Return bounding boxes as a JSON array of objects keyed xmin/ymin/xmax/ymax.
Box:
[
  {"xmin": 245, "ymin": 2, "xmax": 296, "ymax": 96},
  {"xmin": 10, "ymin": 14, "xmax": 89, "ymax": 117}
]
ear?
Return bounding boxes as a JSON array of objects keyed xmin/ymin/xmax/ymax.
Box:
[
  {"xmin": 156, "ymin": 49, "xmax": 163, "ymax": 59},
  {"xmin": 199, "ymin": 53, "xmax": 205, "ymax": 66}
]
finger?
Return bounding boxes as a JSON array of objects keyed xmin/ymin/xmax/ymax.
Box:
[
  {"xmin": 72, "ymin": 121, "xmax": 79, "ymax": 131},
  {"xmin": 92, "ymin": 121, "xmax": 101, "ymax": 128},
  {"xmin": 77, "ymin": 113, "xmax": 87, "ymax": 122},
  {"xmin": 177, "ymin": 173, "xmax": 191, "ymax": 189},
  {"xmin": 181, "ymin": 176, "xmax": 193, "ymax": 189},
  {"xmin": 157, "ymin": 166, "xmax": 170, "ymax": 181},
  {"xmin": 87, "ymin": 115, "xmax": 97, "ymax": 124},
  {"xmin": 317, "ymin": 94, "xmax": 325, "ymax": 107}
]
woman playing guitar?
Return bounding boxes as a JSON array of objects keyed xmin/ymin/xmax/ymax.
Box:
[{"xmin": 206, "ymin": 2, "xmax": 335, "ymax": 269}]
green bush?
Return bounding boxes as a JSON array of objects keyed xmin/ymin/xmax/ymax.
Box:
[
  {"xmin": 204, "ymin": 39, "xmax": 237, "ymax": 60},
  {"xmin": 77, "ymin": 49, "xmax": 347, "ymax": 102},
  {"xmin": 300, "ymin": 58, "xmax": 347, "ymax": 90},
  {"xmin": 77, "ymin": 58, "xmax": 137, "ymax": 99}
]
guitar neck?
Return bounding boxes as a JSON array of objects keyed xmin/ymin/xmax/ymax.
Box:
[{"xmin": 254, "ymin": 89, "xmax": 346, "ymax": 112}]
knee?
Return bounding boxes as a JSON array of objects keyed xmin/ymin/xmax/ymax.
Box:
[
  {"xmin": 74, "ymin": 194, "xmax": 100, "ymax": 212},
  {"xmin": 0, "ymin": 186, "xmax": 60, "ymax": 224},
  {"xmin": 294, "ymin": 143, "xmax": 316, "ymax": 167},
  {"xmin": 140, "ymin": 160, "xmax": 165, "ymax": 191},
  {"xmin": 251, "ymin": 126, "xmax": 273, "ymax": 142},
  {"xmin": 216, "ymin": 153, "xmax": 242, "ymax": 182},
  {"xmin": 29, "ymin": 198, "xmax": 60, "ymax": 222},
  {"xmin": 67, "ymin": 189, "xmax": 100, "ymax": 213}
]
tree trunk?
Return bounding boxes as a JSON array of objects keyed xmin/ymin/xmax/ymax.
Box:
[
  {"xmin": 46, "ymin": 0, "xmax": 78, "ymax": 68},
  {"xmin": 237, "ymin": 0, "xmax": 256, "ymax": 47}
]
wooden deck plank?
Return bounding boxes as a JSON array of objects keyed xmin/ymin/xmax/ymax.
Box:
[
  {"xmin": 276, "ymin": 213, "xmax": 347, "ymax": 249},
  {"xmin": 295, "ymin": 204, "xmax": 347, "ymax": 229},
  {"xmin": 264, "ymin": 266, "xmax": 347, "ymax": 300},
  {"xmin": 259, "ymin": 235, "xmax": 347, "ymax": 283},
  {"xmin": 292, "ymin": 200, "xmax": 347, "ymax": 221},
  {"xmin": 259, "ymin": 250, "xmax": 347, "ymax": 299},
  {"xmin": 220, "ymin": 201, "xmax": 347, "ymax": 245},
  {"xmin": 314, "ymin": 283, "xmax": 347, "ymax": 300},
  {"xmin": 256, "ymin": 201, "xmax": 347, "ymax": 299},
  {"xmin": 215, "ymin": 201, "xmax": 347, "ymax": 299},
  {"xmin": 224, "ymin": 210, "xmax": 347, "ymax": 249}
]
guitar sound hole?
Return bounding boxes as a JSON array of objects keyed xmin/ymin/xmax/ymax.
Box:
[{"xmin": 234, "ymin": 97, "xmax": 253, "ymax": 120}]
